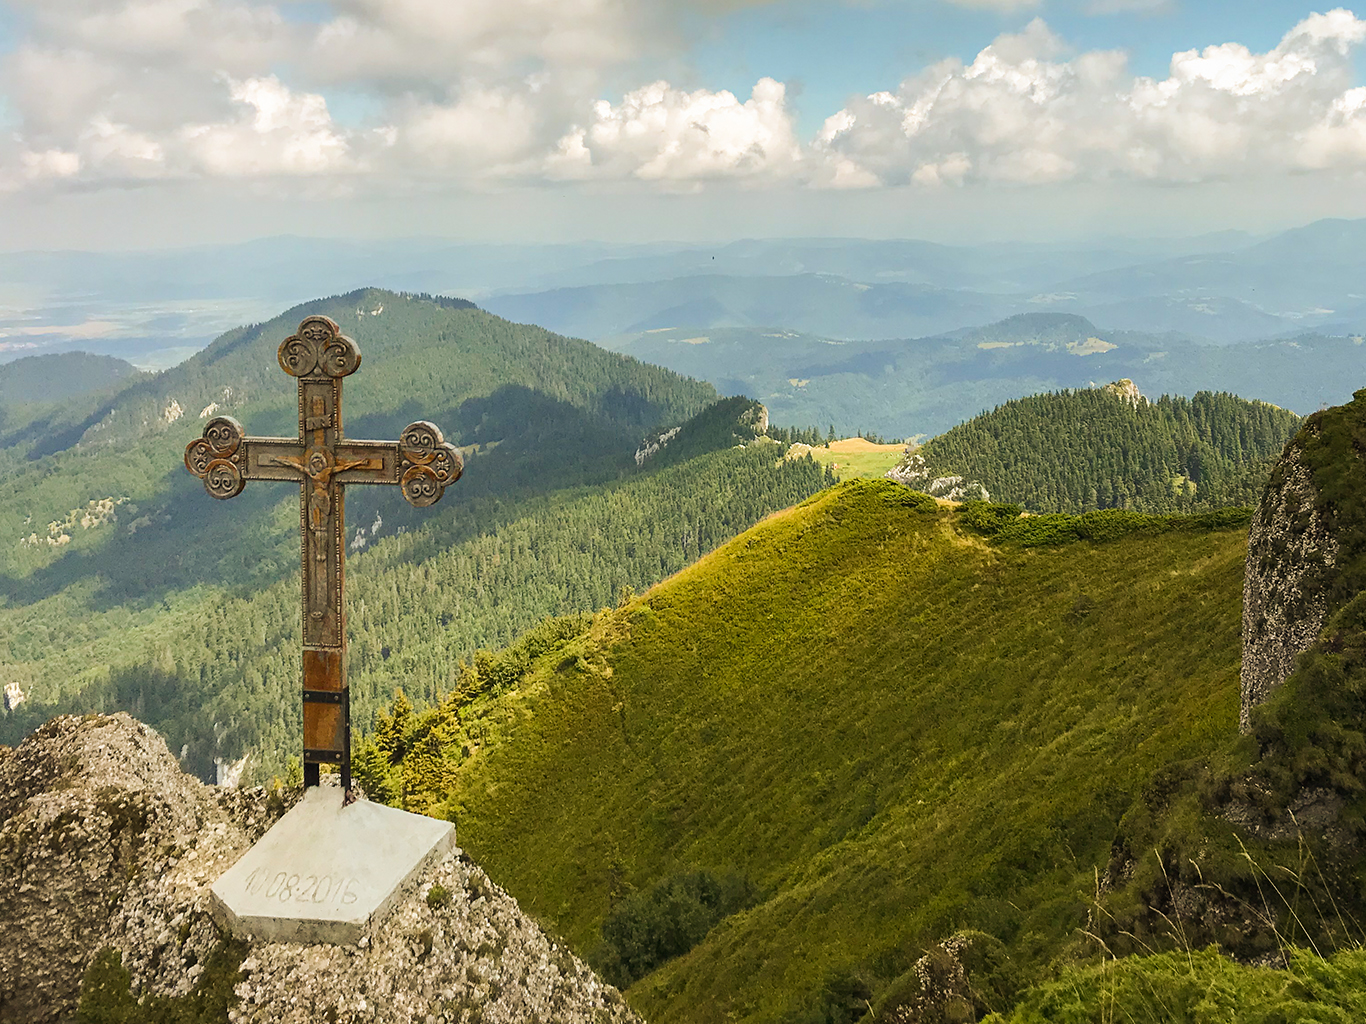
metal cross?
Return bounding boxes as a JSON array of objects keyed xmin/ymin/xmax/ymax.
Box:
[{"xmin": 184, "ymin": 315, "xmax": 463, "ymax": 792}]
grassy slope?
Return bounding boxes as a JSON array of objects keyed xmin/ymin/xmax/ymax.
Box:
[
  {"xmin": 804, "ymin": 437, "xmax": 907, "ymax": 480},
  {"xmin": 441, "ymin": 480, "xmax": 1247, "ymax": 1023}
]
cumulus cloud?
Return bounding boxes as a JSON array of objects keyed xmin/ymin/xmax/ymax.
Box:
[
  {"xmin": 0, "ymin": 0, "xmax": 671, "ymax": 189},
  {"xmin": 3, "ymin": 1, "xmax": 1366, "ymax": 196},
  {"xmin": 2, "ymin": 73, "xmax": 360, "ymax": 188},
  {"xmin": 548, "ymin": 78, "xmax": 803, "ymax": 183},
  {"xmin": 392, "ymin": 84, "xmax": 548, "ymax": 177},
  {"xmin": 813, "ymin": 10, "xmax": 1366, "ymax": 187},
  {"xmin": 181, "ymin": 76, "xmax": 355, "ymax": 177}
]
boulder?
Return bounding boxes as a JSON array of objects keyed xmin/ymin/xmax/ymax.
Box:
[{"xmin": 0, "ymin": 713, "xmax": 638, "ymax": 1024}]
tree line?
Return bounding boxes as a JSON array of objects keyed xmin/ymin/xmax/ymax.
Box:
[{"xmin": 917, "ymin": 388, "xmax": 1302, "ymax": 513}]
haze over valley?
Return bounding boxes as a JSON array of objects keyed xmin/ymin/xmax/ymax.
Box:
[{"xmin": 4, "ymin": 217, "xmax": 1365, "ymax": 436}]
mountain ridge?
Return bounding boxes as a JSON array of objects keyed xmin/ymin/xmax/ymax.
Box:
[{"xmin": 356, "ymin": 481, "xmax": 1254, "ymax": 1022}]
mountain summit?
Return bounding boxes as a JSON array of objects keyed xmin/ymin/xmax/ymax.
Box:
[{"xmin": 0, "ymin": 713, "xmax": 636, "ymax": 1024}]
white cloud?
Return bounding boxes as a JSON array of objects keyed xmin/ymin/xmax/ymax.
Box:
[
  {"xmin": 21, "ymin": 149, "xmax": 81, "ymax": 180},
  {"xmin": 548, "ymin": 77, "xmax": 803, "ymax": 183},
  {"xmin": 308, "ymin": 0, "xmax": 647, "ymax": 85},
  {"xmin": 182, "ymin": 76, "xmax": 354, "ymax": 177},
  {"xmin": 2, "ymin": 2, "xmax": 1366, "ymax": 198},
  {"xmin": 4, "ymin": 73, "xmax": 358, "ymax": 185},
  {"xmin": 395, "ymin": 85, "xmax": 545, "ymax": 176},
  {"xmin": 814, "ymin": 10, "xmax": 1366, "ymax": 187}
]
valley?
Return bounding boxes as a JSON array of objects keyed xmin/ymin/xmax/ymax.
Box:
[{"xmin": 0, "ymin": 291, "xmax": 827, "ymax": 782}]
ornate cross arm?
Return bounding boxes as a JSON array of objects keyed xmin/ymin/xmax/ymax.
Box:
[{"xmin": 184, "ymin": 418, "xmax": 463, "ymax": 506}]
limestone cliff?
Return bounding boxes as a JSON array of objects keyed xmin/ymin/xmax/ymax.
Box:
[
  {"xmin": 1240, "ymin": 440, "xmax": 1338, "ymax": 731},
  {"xmin": 0, "ymin": 714, "xmax": 637, "ymax": 1024},
  {"xmin": 1239, "ymin": 389, "xmax": 1366, "ymax": 731}
]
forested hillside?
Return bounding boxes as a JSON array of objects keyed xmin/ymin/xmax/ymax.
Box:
[
  {"xmin": 906, "ymin": 384, "xmax": 1301, "ymax": 512},
  {"xmin": 0, "ymin": 352, "xmax": 147, "ymax": 453},
  {"xmin": 354, "ymin": 480, "xmax": 1269, "ymax": 1022},
  {"xmin": 0, "ymin": 287, "xmax": 716, "ymax": 587},
  {"xmin": 0, "ymin": 351, "xmax": 142, "ymax": 405},
  {"xmin": 0, "ymin": 289, "xmax": 833, "ymax": 781}
]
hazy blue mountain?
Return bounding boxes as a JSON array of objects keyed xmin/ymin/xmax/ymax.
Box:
[
  {"xmin": 0, "ymin": 351, "xmax": 142, "ymax": 405},
  {"xmin": 1074, "ymin": 295, "xmax": 1292, "ymax": 341},
  {"xmin": 0, "ymin": 219, "xmax": 1358, "ymax": 372},
  {"xmin": 483, "ymin": 273, "xmax": 1019, "ymax": 342},
  {"xmin": 1034, "ymin": 218, "xmax": 1366, "ymax": 336},
  {"xmin": 606, "ymin": 313, "xmax": 1365, "ymax": 437},
  {"xmin": 480, "ymin": 219, "xmax": 1366, "ymax": 346}
]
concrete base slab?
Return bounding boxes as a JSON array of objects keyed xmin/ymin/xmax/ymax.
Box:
[{"xmin": 210, "ymin": 787, "xmax": 454, "ymax": 944}]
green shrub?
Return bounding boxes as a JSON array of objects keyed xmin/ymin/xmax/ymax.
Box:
[
  {"xmin": 76, "ymin": 949, "xmax": 139, "ymax": 1024},
  {"xmin": 992, "ymin": 506, "xmax": 1254, "ymax": 548},
  {"xmin": 594, "ymin": 870, "xmax": 756, "ymax": 988},
  {"xmin": 427, "ymin": 883, "xmax": 452, "ymax": 910},
  {"xmin": 882, "ymin": 488, "xmax": 940, "ymax": 514},
  {"xmin": 793, "ymin": 967, "xmax": 873, "ymax": 1024},
  {"xmin": 76, "ymin": 940, "xmax": 247, "ymax": 1024},
  {"xmin": 958, "ymin": 501, "xmax": 1023, "ymax": 536}
]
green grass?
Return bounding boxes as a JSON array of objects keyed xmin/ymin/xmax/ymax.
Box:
[
  {"xmin": 990, "ymin": 946, "xmax": 1366, "ymax": 1023},
  {"xmin": 404, "ymin": 478, "xmax": 1250, "ymax": 1023},
  {"xmin": 804, "ymin": 439, "xmax": 907, "ymax": 480}
]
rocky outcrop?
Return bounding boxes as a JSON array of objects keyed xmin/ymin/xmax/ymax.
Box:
[
  {"xmin": 1240, "ymin": 438, "xmax": 1338, "ymax": 732},
  {"xmin": 871, "ymin": 931, "xmax": 1017, "ymax": 1024},
  {"xmin": 737, "ymin": 402, "xmax": 769, "ymax": 436},
  {"xmin": 1101, "ymin": 378, "xmax": 1143, "ymax": 406},
  {"xmin": 885, "ymin": 450, "xmax": 989, "ymax": 503},
  {"xmin": 0, "ymin": 714, "xmax": 637, "ymax": 1024},
  {"xmin": 0, "ymin": 712, "xmax": 239, "ymax": 1020},
  {"xmin": 634, "ymin": 426, "xmax": 681, "ymax": 466}
]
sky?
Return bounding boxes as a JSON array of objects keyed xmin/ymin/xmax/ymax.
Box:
[{"xmin": 1, "ymin": 0, "xmax": 1365, "ymax": 249}]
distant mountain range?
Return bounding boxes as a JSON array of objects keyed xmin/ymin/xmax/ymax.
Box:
[
  {"xmin": 597, "ymin": 312, "xmax": 1363, "ymax": 437},
  {"xmin": 6, "ymin": 218, "xmax": 1366, "ymax": 372},
  {"xmin": 482, "ymin": 218, "xmax": 1366, "ymax": 345}
]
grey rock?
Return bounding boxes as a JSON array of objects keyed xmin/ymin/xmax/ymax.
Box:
[
  {"xmin": 1240, "ymin": 441, "xmax": 1337, "ymax": 732},
  {"xmin": 0, "ymin": 713, "xmax": 640, "ymax": 1024}
]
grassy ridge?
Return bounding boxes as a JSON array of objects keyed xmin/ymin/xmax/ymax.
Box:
[
  {"xmin": 427, "ymin": 480, "xmax": 1249, "ymax": 1022},
  {"xmin": 994, "ymin": 946, "xmax": 1366, "ymax": 1023}
]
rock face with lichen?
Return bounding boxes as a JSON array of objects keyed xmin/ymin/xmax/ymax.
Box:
[
  {"xmin": 884, "ymin": 450, "xmax": 989, "ymax": 502},
  {"xmin": 1240, "ymin": 435, "xmax": 1339, "ymax": 732},
  {"xmin": 0, "ymin": 713, "xmax": 638, "ymax": 1024},
  {"xmin": 1101, "ymin": 378, "xmax": 1143, "ymax": 406}
]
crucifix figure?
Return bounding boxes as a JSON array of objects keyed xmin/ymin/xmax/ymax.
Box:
[{"xmin": 185, "ymin": 315, "xmax": 462, "ymax": 792}]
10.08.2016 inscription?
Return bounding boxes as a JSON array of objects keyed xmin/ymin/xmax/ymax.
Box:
[{"xmin": 243, "ymin": 867, "xmax": 361, "ymax": 906}]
